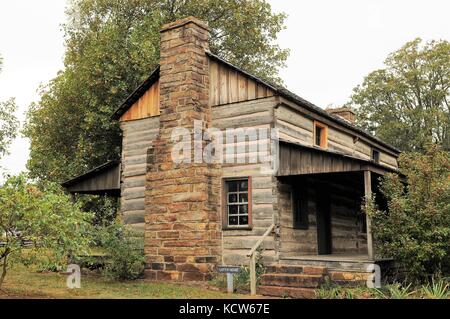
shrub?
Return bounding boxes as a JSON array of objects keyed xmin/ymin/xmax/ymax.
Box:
[
  {"xmin": 367, "ymin": 144, "xmax": 450, "ymax": 283},
  {"xmin": 0, "ymin": 174, "xmax": 93, "ymax": 287},
  {"xmin": 96, "ymin": 222, "xmax": 145, "ymax": 280}
]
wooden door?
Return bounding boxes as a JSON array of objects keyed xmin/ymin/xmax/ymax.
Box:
[{"xmin": 316, "ymin": 185, "xmax": 332, "ymax": 254}]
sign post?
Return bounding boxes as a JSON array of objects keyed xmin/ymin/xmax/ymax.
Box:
[{"xmin": 217, "ymin": 265, "xmax": 241, "ymax": 294}]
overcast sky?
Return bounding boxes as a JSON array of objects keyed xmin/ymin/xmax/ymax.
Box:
[{"xmin": 0, "ymin": 0, "xmax": 449, "ymax": 177}]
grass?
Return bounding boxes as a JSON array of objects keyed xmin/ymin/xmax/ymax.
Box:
[{"xmin": 0, "ymin": 265, "xmax": 247, "ymax": 299}]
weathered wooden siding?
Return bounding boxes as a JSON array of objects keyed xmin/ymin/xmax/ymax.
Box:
[
  {"xmin": 212, "ymin": 97, "xmax": 279, "ymax": 265},
  {"xmin": 278, "ymin": 181, "xmax": 318, "ymax": 255},
  {"xmin": 120, "ymin": 116, "xmax": 159, "ymax": 233},
  {"xmin": 120, "ymin": 80, "xmax": 160, "ymax": 122},
  {"xmin": 278, "ymin": 143, "xmax": 373, "ymax": 176},
  {"xmin": 209, "ymin": 60, "xmax": 274, "ymax": 106},
  {"xmin": 326, "ymin": 176, "xmax": 367, "ymax": 254},
  {"xmin": 63, "ymin": 162, "xmax": 120, "ymax": 195},
  {"xmin": 278, "ymin": 174, "xmax": 367, "ymax": 258},
  {"xmin": 275, "ymin": 104, "xmax": 398, "ymax": 169}
]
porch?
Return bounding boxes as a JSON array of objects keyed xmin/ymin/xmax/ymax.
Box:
[{"xmin": 275, "ymin": 141, "xmax": 395, "ymax": 267}]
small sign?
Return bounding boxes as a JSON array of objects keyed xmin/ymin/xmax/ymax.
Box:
[
  {"xmin": 217, "ymin": 266, "xmax": 240, "ymax": 294},
  {"xmin": 217, "ymin": 266, "xmax": 241, "ymax": 274}
]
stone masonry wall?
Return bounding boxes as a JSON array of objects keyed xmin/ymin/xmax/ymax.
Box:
[{"xmin": 144, "ymin": 17, "xmax": 222, "ymax": 281}]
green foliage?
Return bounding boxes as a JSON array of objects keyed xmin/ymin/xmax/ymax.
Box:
[
  {"xmin": 24, "ymin": 0, "xmax": 288, "ymax": 185},
  {"xmin": 315, "ymin": 285, "xmax": 375, "ymax": 299},
  {"xmin": 350, "ymin": 38, "xmax": 450, "ymax": 152},
  {"xmin": 0, "ymin": 174, "xmax": 93, "ymax": 287},
  {"xmin": 316, "ymin": 279, "xmax": 449, "ymax": 299},
  {"xmin": 95, "ymin": 222, "xmax": 145, "ymax": 280},
  {"xmin": 385, "ymin": 283, "xmax": 416, "ymax": 299},
  {"xmin": 235, "ymin": 247, "xmax": 266, "ymax": 291},
  {"xmin": 315, "ymin": 284, "xmax": 416, "ymax": 299},
  {"xmin": 367, "ymin": 144, "xmax": 450, "ymax": 282},
  {"xmin": 77, "ymin": 194, "xmax": 118, "ymax": 225},
  {"xmin": 420, "ymin": 277, "xmax": 449, "ymax": 299},
  {"xmin": 0, "ymin": 98, "xmax": 18, "ymax": 161},
  {"xmin": 0, "ymin": 55, "xmax": 19, "ymax": 162}
]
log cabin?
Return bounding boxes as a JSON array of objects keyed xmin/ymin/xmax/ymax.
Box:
[{"xmin": 62, "ymin": 17, "xmax": 400, "ymax": 297}]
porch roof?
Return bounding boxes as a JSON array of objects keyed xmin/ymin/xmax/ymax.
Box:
[
  {"xmin": 277, "ymin": 140, "xmax": 397, "ymax": 177},
  {"xmin": 61, "ymin": 160, "xmax": 121, "ymax": 196}
]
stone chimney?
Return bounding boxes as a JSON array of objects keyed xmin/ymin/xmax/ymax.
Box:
[
  {"xmin": 144, "ymin": 17, "xmax": 221, "ymax": 281},
  {"xmin": 326, "ymin": 106, "xmax": 356, "ymax": 124}
]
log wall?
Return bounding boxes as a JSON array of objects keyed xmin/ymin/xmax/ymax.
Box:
[
  {"xmin": 120, "ymin": 116, "xmax": 160, "ymax": 233},
  {"xmin": 212, "ymin": 97, "xmax": 279, "ymax": 265},
  {"xmin": 275, "ymin": 104, "xmax": 398, "ymax": 169},
  {"xmin": 278, "ymin": 181, "xmax": 318, "ymax": 255}
]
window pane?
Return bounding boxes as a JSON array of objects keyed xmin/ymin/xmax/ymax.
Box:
[
  {"xmin": 229, "ymin": 216, "xmax": 238, "ymax": 226},
  {"xmin": 226, "ymin": 178, "xmax": 250, "ymax": 227},
  {"xmin": 228, "ymin": 205, "xmax": 238, "ymax": 215},
  {"xmin": 239, "ymin": 193, "xmax": 248, "ymax": 203},
  {"xmin": 239, "ymin": 216, "xmax": 249, "ymax": 225},
  {"xmin": 228, "ymin": 193, "xmax": 238, "ymax": 203},
  {"xmin": 228, "ymin": 181, "xmax": 238, "ymax": 192},
  {"xmin": 315, "ymin": 127, "xmax": 322, "ymax": 146},
  {"xmin": 239, "ymin": 204, "xmax": 248, "ymax": 215},
  {"xmin": 239, "ymin": 181, "xmax": 248, "ymax": 191}
]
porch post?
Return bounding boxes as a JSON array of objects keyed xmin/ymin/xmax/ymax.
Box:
[{"xmin": 364, "ymin": 170, "xmax": 374, "ymax": 260}]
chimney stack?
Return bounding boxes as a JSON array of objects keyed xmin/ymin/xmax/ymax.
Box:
[
  {"xmin": 145, "ymin": 17, "xmax": 221, "ymax": 282},
  {"xmin": 326, "ymin": 106, "xmax": 356, "ymax": 124}
]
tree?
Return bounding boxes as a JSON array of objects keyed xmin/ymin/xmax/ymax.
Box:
[
  {"xmin": 367, "ymin": 144, "xmax": 450, "ymax": 283},
  {"xmin": 0, "ymin": 55, "xmax": 19, "ymax": 162},
  {"xmin": 350, "ymin": 38, "xmax": 450, "ymax": 152},
  {"xmin": 23, "ymin": 0, "xmax": 288, "ymax": 184},
  {"xmin": 0, "ymin": 174, "xmax": 93, "ymax": 288}
]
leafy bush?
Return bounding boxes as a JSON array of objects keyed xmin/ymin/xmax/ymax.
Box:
[
  {"xmin": 367, "ymin": 145, "xmax": 450, "ymax": 282},
  {"xmin": 0, "ymin": 174, "xmax": 93, "ymax": 287},
  {"xmin": 95, "ymin": 222, "xmax": 145, "ymax": 280}
]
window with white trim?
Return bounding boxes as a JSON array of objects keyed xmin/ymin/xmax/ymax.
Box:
[{"xmin": 225, "ymin": 179, "xmax": 250, "ymax": 227}]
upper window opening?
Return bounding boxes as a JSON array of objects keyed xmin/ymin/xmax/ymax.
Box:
[
  {"xmin": 313, "ymin": 121, "xmax": 328, "ymax": 148},
  {"xmin": 372, "ymin": 149, "xmax": 380, "ymax": 163}
]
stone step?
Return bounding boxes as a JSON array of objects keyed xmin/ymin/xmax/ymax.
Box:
[
  {"xmin": 265, "ymin": 265, "xmax": 304, "ymax": 274},
  {"xmin": 265, "ymin": 264, "xmax": 327, "ymax": 275},
  {"xmin": 258, "ymin": 286, "xmax": 316, "ymax": 299},
  {"xmin": 279, "ymin": 257, "xmax": 376, "ymax": 272},
  {"xmin": 261, "ymin": 273, "xmax": 323, "ymax": 288},
  {"xmin": 327, "ymin": 271, "xmax": 370, "ymax": 286}
]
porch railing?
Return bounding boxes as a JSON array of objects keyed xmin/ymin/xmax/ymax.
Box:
[{"xmin": 246, "ymin": 223, "xmax": 275, "ymax": 296}]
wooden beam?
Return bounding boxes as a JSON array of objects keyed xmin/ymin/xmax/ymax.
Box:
[{"xmin": 364, "ymin": 170, "xmax": 374, "ymax": 260}]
